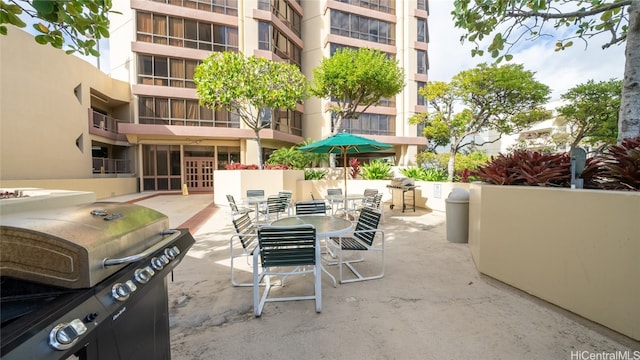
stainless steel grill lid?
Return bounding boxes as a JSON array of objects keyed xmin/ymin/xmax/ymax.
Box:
[{"xmin": 0, "ymin": 202, "xmax": 171, "ymax": 289}]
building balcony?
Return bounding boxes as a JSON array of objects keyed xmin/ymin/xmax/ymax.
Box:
[
  {"xmin": 88, "ymin": 109, "xmax": 128, "ymax": 142},
  {"xmin": 92, "ymin": 157, "xmax": 132, "ymax": 174}
]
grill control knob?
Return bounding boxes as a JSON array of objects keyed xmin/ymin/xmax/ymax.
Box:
[
  {"xmin": 49, "ymin": 319, "xmax": 87, "ymax": 350},
  {"xmin": 134, "ymin": 266, "xmax": 155, "ymax": 284},
  {"xmin": 112, "ymin": 280, "xmax": 137, "ymax": 301},
  {"xmin": 150, "ymin": 256, "xmax": 165, "ymax": 271},
  {"xmin": 164, "ymin": 247, "xmax": 179, "ymax": 259}
]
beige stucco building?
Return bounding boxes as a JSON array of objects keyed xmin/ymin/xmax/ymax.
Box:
[{"xmin": 1, "ymin": 0, "xmax": 429, "ymax": 197}]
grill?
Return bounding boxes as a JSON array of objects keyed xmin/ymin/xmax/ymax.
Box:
[
  {"xmin": 0, "ymin": 202, "xmax": 195, "ymax": 360},
  {"xmin": 386, "ymin": 178, "xmax": 418, "ymax": 212}
]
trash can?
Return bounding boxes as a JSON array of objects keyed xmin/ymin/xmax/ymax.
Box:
[{"xmin": 445, "ymin": 188, "xmax": 469, "ymax": 243}]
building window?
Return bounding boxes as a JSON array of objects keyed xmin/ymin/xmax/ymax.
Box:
[
  {"xmin": 217, "ymin": 146, "xmax": 240, "ymax": 169},
  {"xmin": 417, "ymin": 81, "xmax": 426, "ymax": 106},
  {"xmin": 151, "ymin": 0, "xmax": 238, "ymax": 15},
  {"xmin": 417, "ymin": 50, "xmax": 428, "ymax": 74},
  {"xmin": 330, "ymin": 10, "xmax": 394, "ymax": 45},
  {"xmin": 142, "ymin": 144, "xmax": 182, "ymax": 191},
  {"xmin": 138, "ymin": 55, "xmax": 199, "ymax": 88},
  {"xmin": 136, "ymin": 12, "xmax": 238, "ymax": 52},
  {"xmin": 417, "ymin": 0, "xmax": 428, "ymax": 11},
  {"xmin": 417, "ymin": 18, "xmax": 428, "ymax": 43},
  {"xmin": 258, "ymin": 0, "xmax": 302, "ymax": 36},
  {"xmin": 139, "ymin": 96, "xmax": 240, "ymax": 127},
  {"xmin": 271, "ymin": 108, "xmax": 303, "ymax": 136},
  {"xmin": 339, "ymin": 114, "xmax": 394, "ymax": 136},
  {"xmin": 335, "ymin": 0, "xmax": 395, "ymax": 14},
  {"xmin": 258, "ymin": 21, "xmax": 302, "ymax": 66}
]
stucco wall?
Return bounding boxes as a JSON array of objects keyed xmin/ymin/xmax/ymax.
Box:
[
  {"xmin": 0, "ymin": 29, "xmax": 131, "ymax": 181},
  {"xmin": 469, "ymin": 183, "xmax": 640, "ymax": 340},
  {"xmin": 0, "ymin": 178, "xmax": 138, "ymax": 200}
]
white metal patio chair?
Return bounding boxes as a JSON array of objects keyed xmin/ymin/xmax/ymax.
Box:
[
  {"xmin": 327, "ymin": 207, "xmax": 384, "ymax": 284},
  {"xmin": 253, "ymin": 224, "xmax": 321, "ymax": 316},
  {"xmin": 226, "ymin": 194, "xmax": 254, "ymax": 218},
  {"xmin": 230, "ymin": 213, "xmax": 259, "ymax": 287}
]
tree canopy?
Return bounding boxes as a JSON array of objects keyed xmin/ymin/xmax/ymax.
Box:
[
  {"xmin": 1, "ymin": 0, "xmax": 112, "ymax": 56},
  {"xmin": 410, "ymin": 63, "xmax": 550, "ymax": 180},
  {"xmin": 194, "ymin": 51, "xmax": 308, "ymax": 169},
  {"xmin": 311, "ymin": 47, "xmax": 405, "ymax": 134},
  {"xmin": 557, "ymin": 79, "xmax": 622, "ymax": 152},
  {"xmin": 452, "ymin": 0, "xmax": 639, "ymax": 143}
]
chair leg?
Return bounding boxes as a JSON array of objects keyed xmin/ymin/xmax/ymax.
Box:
[{"xmin": 339, "ymin": 249, "xmax": 385, "ymax": 284}]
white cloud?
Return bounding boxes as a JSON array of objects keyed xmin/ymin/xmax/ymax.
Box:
[{"xmin": 427, "ymin": 1, "xmax": 626, "ymax": 104}]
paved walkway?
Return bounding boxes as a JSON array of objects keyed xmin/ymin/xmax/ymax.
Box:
[{"xmin": 111, "ymin": 192, "xmax": 639, "ymax": 360}]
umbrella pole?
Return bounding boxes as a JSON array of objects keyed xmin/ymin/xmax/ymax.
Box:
[{"xmin": 343, "ymin": 150, "xmax": 348, "ymax": 211}]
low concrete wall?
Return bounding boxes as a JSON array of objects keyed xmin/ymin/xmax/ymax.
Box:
[
  {"xmin": 213, "ymin": 170, "xmax": 304, "ymax": 205},
  {"xmin": 469, "ymin": 183, "xmax": 640, "ymax": 340},
  {"xmin": 0, "ymin": 178, "xmax": 138, "ymax": 200}
]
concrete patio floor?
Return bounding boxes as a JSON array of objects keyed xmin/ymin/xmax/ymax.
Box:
[{"xmin": 113, "ymin": 193, "xmax": 639, "ymax": 359}]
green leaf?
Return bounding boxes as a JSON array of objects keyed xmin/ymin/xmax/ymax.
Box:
[
  {"xmin": 34, "ymin": 34, "xmax": 48, "ymax": 44},
  {"xmin": 34, "ymin": 22, "xmax": 49, "ymax": 34},
  {"xmin": 32, "ymin": 0, "xmax": 55, "ymax": 14}
]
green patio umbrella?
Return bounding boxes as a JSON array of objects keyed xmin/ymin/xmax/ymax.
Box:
[{"xmin": 298, "ymin": 132, "xmax": 393, "ymax": 208}]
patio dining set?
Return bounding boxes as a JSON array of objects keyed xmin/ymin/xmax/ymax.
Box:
[{"xmin": 226, "ymin": 188, "xmax": 385, "ymax": 316}]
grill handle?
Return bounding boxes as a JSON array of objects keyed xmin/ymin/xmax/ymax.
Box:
[{"xmin": 103, "ymin": 230, "xmax": 181, "ymax": 267}]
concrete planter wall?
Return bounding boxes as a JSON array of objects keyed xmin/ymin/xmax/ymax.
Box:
[
  {"xmin": 468, "ymin": 183, "xmax": 640, "ymax": 340},
  {"xmin": 414, "ymin": 181, "xmax": 469, "ymax": 212},
  {"xmin": 213, "ymin": 170, "xmax": 304, "ymax": 205}
]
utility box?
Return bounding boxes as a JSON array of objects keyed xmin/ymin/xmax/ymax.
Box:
[{"xmin": 445, "ymin": 188, "xmax": 470, "ymax": 243}]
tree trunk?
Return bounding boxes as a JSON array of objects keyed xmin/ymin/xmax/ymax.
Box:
[
  {"xmin": 618, "ymin": 1, "xmax": 640, "ymax": 142},
  {"xmin": 255, "ymin": 129, "xmax": 264, "ymax": 170},
  {"xmin": 447, "ymin": 148, "xmax": 456, "ymax": 181}
]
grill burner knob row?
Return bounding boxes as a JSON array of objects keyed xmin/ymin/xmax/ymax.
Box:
[
  {"xmin": 134, "ymin": 266, "xmax": 155, "ymax": 284},
  {"xmin": 49, "ymin": 319, "xmax": 87, "ymax": 350},
  {"xmin": 112, "ymin": 280, "xmax": 137, "ymax": 301}
]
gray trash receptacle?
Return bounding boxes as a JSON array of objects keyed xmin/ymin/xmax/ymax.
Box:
[{"xmin": 445, "ymin": 188, "xmax": 469, "ymax": 243}]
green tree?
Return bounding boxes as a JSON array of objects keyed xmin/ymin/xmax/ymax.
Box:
[
  {"xmin": 1, "ymin": 0, "xmax": 112, "ymax": 56},
  {"xmin": 557, "ymin": 79, "xmax": 622, "ymax": 152},
  {"xmin": 410, "ymin": 63, "xmax": 551, "ymax": 181},
  {"xmin": 312, "ymin": 48, "xmax": 405, "ymax": 134},
  {"xmin": 452, "ymin": 0, "xmax": 639, "ymax": 143},
  {"xmin": 267, "ymin": 139, "xmax": 329, "ymax": 169},
  {"xmin": 194, "ymin": 51, "xmax": 308, "ymax": 169}
]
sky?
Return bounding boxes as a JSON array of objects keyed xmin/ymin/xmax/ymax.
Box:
[{"xmin": 427, "ymin": 1, "xmax": 626, "ymax": 107}]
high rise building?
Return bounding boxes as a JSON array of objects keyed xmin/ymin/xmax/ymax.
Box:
[{"xmin": 110, "ymin": 0, "xmax": 428, "ymax": 192}]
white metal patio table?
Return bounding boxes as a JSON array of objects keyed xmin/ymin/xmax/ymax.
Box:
[
  {"xmin": 270, "ymin": 215, "xmax": 353, "ymax": 287},
  {"xmin": 243, "ymin": 196, "xmax": 267, "ymax": 223}
]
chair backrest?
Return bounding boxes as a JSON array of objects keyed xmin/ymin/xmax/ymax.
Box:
[
  {"xmin": 363, "ymin": 188, "xmax": 378, "ymax": 197},
  {"xmin": 295, "ymin": 200, "xmax": 327, "ymax": 215},
  {"xmin": 354, "ymin": 207, "xmax": 382, "ymax": 246},
  {"xmin": 366, "ymin": 193, "xmax": 383, "ymax": 209},
  {"xmin": 265, "ymin": 195, "xmax": 287, "ymax": 213},
  {"xmin": 246, "ymin": 189, "xmax": 264, "ymax": 197},
  {"xmin": 232, "ymin": 213, "xmax": 257, "ymax": 249},
  {"xmin": 226, "ymin": 194, "xmax": 239, "ymax": 212},
  {"xmin": 278, "ymin": 191, "xmax": 293, "ymax": 206},
  {"xmin": 327, "ymin": 188, "xmax": 342, "ymax": 196},
  {"xmin": 257, "ymin": 225, "xmax": 316, "ymax": 267}
]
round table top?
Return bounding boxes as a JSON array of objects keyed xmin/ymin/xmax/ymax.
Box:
[
  {"xmin": 326, "ymin": 194, "xmax": 365, "ymax": 202},
  {"xmin": 270, "ymin": 215, "xmax": 352, "ymax": 238}
]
